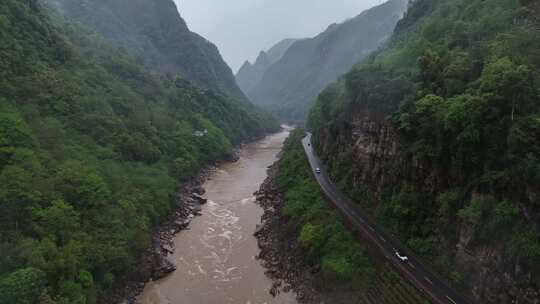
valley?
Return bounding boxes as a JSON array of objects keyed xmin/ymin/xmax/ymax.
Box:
[
  {"xmin": 0, "ymin": 0, "xmax": 538, "ymax": 303},
  {"xmin": 137, "ymin": 129, "xmax": 297, "ymax": 304}
]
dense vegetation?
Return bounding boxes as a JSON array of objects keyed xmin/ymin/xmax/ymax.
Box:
[
  {"xmin": 46, "ymin": 0, "xmax": 247, "ymax": 100},
  {"xmin": 275, "ymin": 129, "xmax": 374, "ymax": 283},
  {"xmin": 275, "ymin": 130, "xmax": 430, "ymax": 303},
  {"xmin": 309, "ymin": 0, "xmax": 540, "ymax": 298},
  {"xmin": 0, "ymin": 1, "xmax": 278, "ymax": 303},
  {"xmin": 247, "ymin": 0, "xmax": 408, "ymax": 122}
]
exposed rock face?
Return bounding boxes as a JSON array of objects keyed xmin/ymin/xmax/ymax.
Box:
[
  {"xmin": 454, "ymin": 207, "xmax": 540, "ymax": 303},
  {"xmin": 254, "ymin": 163, "xmax": 429, "ymax": 304},
  {"xmin": 254, "ymin": 165, "xmax": 349, "ymax": 304},
  {"xmin": 246, "ymin": 0, "xmax": 408, "ymax": 121},
  {"xmin": 314, "ymin": 109, "xmax": 540, "ymax": 304},
  {"xmin": 45, "ymin": 0, "xmax": 246, "ymax": 100},
  {"xmin": 192, "ymin": 193, "xmax": 207, "ymax": 205},
  {"xmin": 320, "ymin": 111, "xmax": 399, "ymax": 197},
  {"xmin": 108, "ymin": 147, "xmax": 244, "ymax": 303}
]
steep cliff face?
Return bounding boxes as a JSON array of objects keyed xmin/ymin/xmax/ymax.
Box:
[
  {"xmin": 236, "ymin": 53, "xmax": 270, "ymax": 96},
  {"xmin": 253, "ymin": 131, "xmax": 428, "ymax": 304},
  {"xmin": 236, "ymin": 39, "xmax": 298, "ymax": 95},
  {"xmin": 308, "ymin": 0, "xmax": 540, "ymax": 302},
  {"xmin": 46, "ymin": 0, "xmax": 246, "ymax": 100},
  {"xmin": 314, "ymin": 109, "xmax": 540, "ymax": 303},
  {"xmin": 247, "ymin": 0, "xmax": 408, "ymax": 121},
  {"xmin": 316, "ymin": 110, "xmax": 400, "ymax": 197}
]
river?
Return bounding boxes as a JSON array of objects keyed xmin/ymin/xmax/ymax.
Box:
[{"xmin": 138, "ymin": 128, "xmax": 297, "ymax": 304}]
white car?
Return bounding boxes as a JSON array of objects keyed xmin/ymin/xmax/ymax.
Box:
[
  {"xmin": 395, "ymin": 251, "xmax": 409, "ymax": 262},
  {"xmin": 315, "ymin": 168, "xmax": 321, "ymax": 174}
]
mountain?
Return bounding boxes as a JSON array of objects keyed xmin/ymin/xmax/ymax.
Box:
[
  {"xmin": 265, "ymin": 38, "xmax": 299, "ymax": 64},
  {"xmin": 308, "ymin": 0, "xmax": 540, "ymax": 302},
  {"xmin": 247, "ymin": 0, "xmax": 408, "ymax": 121},
  {"xmin": 236, "ymin": 38, "xmax": 298, "ymax": 95},
  {"xmin": 0, "ymin": 1, "xmax": 278, "ymax": 303},
  {"xmin": 46, "ymin": 0, "xmax": 246, "ymax": 100}
]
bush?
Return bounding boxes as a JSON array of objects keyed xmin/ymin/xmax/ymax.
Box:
[
  {"xmin": 0, "ymin": 0, "xmax": 279, "ymax": 301},
  {"xmin": 0, "ymin": 268, "xmax": 46, "ymax": 304},
  {"xmin": 277, "ymin": 129, "xmax": 374, "ymax": 283}
]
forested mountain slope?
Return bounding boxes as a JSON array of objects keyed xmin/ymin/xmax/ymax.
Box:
[
  {"xmin": 248, "ymin": 0, "xmax": 408, "ymax": 122},
  {"xmin": 308, "ymin": 0, "xmax": 540, "ymax": 302},
  {"xmin": 46, "ymin": 0, "xmax": 246, "ymax": 100},
  {"xmin": 236, "ymin": 38, "xmax": 298, "ymax": 95},
  {"xmin": 0, "ymin": 1, "xmax": 277, "ymax": 303}
]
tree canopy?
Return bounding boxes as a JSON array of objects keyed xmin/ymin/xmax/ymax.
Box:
[{"xmin": 0, "ymin": 0, "xmax": 278, "ymax": 302}]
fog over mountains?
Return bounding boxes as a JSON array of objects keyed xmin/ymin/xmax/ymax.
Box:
[
  {"xmin": 236, "ymin": 39, "xmax": 298, "ymax": 97},
  {"xmin": 237, "ymin": 0, "xmax": 409, "ymax": 121},
  {"xmin": 178, "ymin": 0, "xmax": 383, "ymax": 71},
  {"xmin": 47, "ymin": 0, "xmax": 246, "ymax": 100},
  {"xmin": 2, "ymin": 0, "xmax": 539, "ymax": 304}
]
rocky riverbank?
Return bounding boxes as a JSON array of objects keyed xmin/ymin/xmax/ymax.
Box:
[
  {"xmin": 108, "ymin": 153, "xmax": 240, "ymax": 304},
  {"xmin": 254, "ymin": 161, "xmax": 433, "ymax": 304},
  {"xmin": 254, "ymin": 164, "xmax": 323, "ymax": 303}
]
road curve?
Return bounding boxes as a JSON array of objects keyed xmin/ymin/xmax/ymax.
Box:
[{"xmin": 302, "ymin": 133, "xmax": 471, "ymax": 304}]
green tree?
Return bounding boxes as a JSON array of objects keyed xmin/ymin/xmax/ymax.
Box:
[
  {"xmin": 58, "ymin": 280, "xmax": 86, "ymax": 304},
  {"xmin": 171, "ymin": 155, "xmax": 198, "ymax": 181},
  {"xmin": 480, "ymin": 58, "xmax": 535, "ymax": 121},
  {"xmin": 34, "ymin": 200, "xmax": 80, "ymax": 245},
  {"xmin": 0, "ymin": 104, "xmax": 36, "ymax": 169},
  {"xmin": 0, "ymin": 267, "xmax": 46, "ymax": 304},
  {"xmin": 54, "ymin": 161, "xmax": 111, "ymax": 210},
  {"xmin": 0, "ymin": 165, "xmax": 41, "ymax": 232},
  {"xmin": 418, "ymin": 50, "xmax": 445, "ymax": 94}
]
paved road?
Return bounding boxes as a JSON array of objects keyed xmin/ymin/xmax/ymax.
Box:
[{"xmin": 302, "ymin": 133, "xmax": 470, "ymax": 304}]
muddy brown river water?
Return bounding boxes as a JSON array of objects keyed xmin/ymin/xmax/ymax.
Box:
[{"xmin": 138, "ymin": 128, "xmax": 297, "ymax": 304}]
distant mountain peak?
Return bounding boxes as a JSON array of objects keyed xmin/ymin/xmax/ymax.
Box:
[
  {"xmin": 239, "ymin": 60, "xmax": 253, "ymax": 70},
  {"xmin": 245, "ymin": 0, "xmax": 409, "ymax": 122},
  {"xmin": 255, "ymin": 51, "xmax": 271, "ymax": 66},
  {"xmin": 236, "ymin": 38, "xmax": 299, "ymax": 95}
]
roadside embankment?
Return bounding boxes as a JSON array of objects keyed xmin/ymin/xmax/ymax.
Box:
[{"xmin": 254, "ymin": 130, "xmax": 428, "ymax": 304}]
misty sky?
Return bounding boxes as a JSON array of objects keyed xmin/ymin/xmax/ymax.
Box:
[{"xmin": 175, "ymin": 0, "xmax": 383, "ymax": 72}]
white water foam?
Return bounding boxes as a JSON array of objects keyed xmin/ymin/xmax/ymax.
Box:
[{"xmin": 199, "ymin": 199, "xmax": 244, "ymax": 283}]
